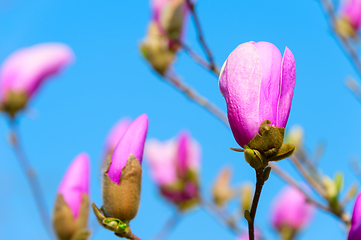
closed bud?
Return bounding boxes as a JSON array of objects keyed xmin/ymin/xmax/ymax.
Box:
[
  {"xmin": 212, "ymin": 167, "xmax": 234, "ymax": 207},
  {"xmin": 93, "ymin": 114, "xmax": 148, "ymax": 237},
  {"xmin": 145, "ymin": 130, "xmax": 201, "ymax": 210},
  {"xmin": 0, "ymin": 43, "xmax": 74, "ymax": 117},
  {"xmin": 53, "ymin": 153, "xmax": 90, "ymax": 240}
]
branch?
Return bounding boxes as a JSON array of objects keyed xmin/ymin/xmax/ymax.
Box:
[
  {"xmin": 9, "ymin": 120, "xmax": 55, "ymax": 239},
  {"xmin": 185, "ymin": 0, "xmax": 220, "ymax": 76},
  {"xmin": 200, "ymin": 198, "xmax": 244, "ymax": 236},
  {"xmin": 164, "ymin": 72, "xmax": 229, "ymax": 127}
]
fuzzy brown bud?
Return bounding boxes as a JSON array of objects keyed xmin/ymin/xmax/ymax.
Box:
[
  {"xmin": 52, "ymin": 193, "xmax": 90, "ymax": 240},
  {"xmin": 102, "ymin": 154, "xmax": 142, "ymax": 222}
]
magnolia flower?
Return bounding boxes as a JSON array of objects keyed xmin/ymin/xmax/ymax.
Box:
[
  {"xmin": 140, "ymin": 0, "xmax": 190, "ymax": 75},
  {"xmin": 271, "ymin": 186, "xmax": 314, "ymax": 234},
  {"xmin": 0, "ymin": 43, "xmax": 74, "ymax": 116},
  {"xmin": 145, "ymin": 131, "xmax": 201, "ymax": 209},
  {"xmin": 348, "ymin": 192, "xmax": 361, "ymax": 240},
  {"xmin": 96, "ymin": 114, "xmax": 148, "ymax": 228},
  {"xmin": 219, "ymin": 41, "xmax": 296, "ymax": 148},
  {"xmin": 53, "ymin": 153, "xmax": 90, "ymax": 240},
  {"xmin": 340, "ymin": 0, "xmax": 361, "ymax": 31},
  {"xmin": 104, "ymin": 117, "xmax": 132, "ymax": 155}
]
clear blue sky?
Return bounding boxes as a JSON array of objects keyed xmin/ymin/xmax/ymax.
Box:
[{"xmin": 0, "ymin": 0, "xmax": 360, "ymax": 239}]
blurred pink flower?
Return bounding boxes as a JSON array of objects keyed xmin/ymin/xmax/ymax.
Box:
[
  {"xmin": 219, "ymin": 41, "xmax": 296, "ymax": 148},
  {"xmin": 58, "ymin": 153, "xmax": 90, "ymax": 219},
  {"xmin": 104, "ymin": 117, "xmax": 132, "ymax": 153},
  {"xmin": 348, "ymin": 192, "xmax": 361, "ymax": 240},
  {"xmin": 0, "ymin": 43, "xmax": 74, "ymax": 101},
  {"xmin": 237, "ymin": 230, "xmax": 260, "ymax": 240},
  {"xmin": 107, "ymin": 114, "xmax": 149, "ymax": 184},
  {"xmin": 271, "ymin": 185, "xmax": 314, "ymax": 231},
  {"xmin": 340, "ymin": 0, "xmax": 361, "ymax": 30},
  {"xmin": 145, "ymin": 130, "xmax": 201, "ymax": 207}
]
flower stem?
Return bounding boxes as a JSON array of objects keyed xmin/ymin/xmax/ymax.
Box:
[
  {"xmin": 185, "ymin": 0, "xmax": 220, "ymax": 76},
  {"xmin": 247, "ymin": 168, "xmax": 266, "ymax": 240},
  {"xmin": 9, "ymin": 120, "xmax": 55, "ymax": 239}
]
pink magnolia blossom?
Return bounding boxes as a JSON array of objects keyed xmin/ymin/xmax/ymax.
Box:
[
  {"xmin": 340, "ymin": 0, "xmax": 361, "ymax": 30},
  {"xmin": 0, "ymin": 43, "xmax": 74, "ymax": 101},
  {"xmin": 271, "ymin": 186, "xmax": 314, "ymax": 231},
  {"xmin": 145, "ymin": 131, "xmax": 201, "ymax": 205},
  {"xmin": 107, "ymin": 114, "xmax": 149, "ymax": 184},
  {"xmin": 104, "ymin": 117, "xmax": 132, "ymax": 153},
  {"xmin": 348, "ymin": 192, "xmax": 361, "ymax": 240},
  {"xmin": 219, "ymin": 41, "xmax": 296, "ymax": 147},
  {"xmin": 58, "ymin": 153, "xmax": 90, "ymax": 219}
]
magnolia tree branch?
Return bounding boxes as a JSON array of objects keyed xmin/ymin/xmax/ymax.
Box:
[
  {"xmin": 164, "ymin": 73, "xmax": 229, "ymax": 126},
  {"xmin": 151, "ymin": 211, "xmax": 181, "ymax": 240},
  {"xmin": 185, "ymin": 0, "xmax": 220, "ymax": 76},
  {"xmin": 319, "ymin": 0, "xmax": 361, "ymax": 78},
  {"xmin": 9, "ymin": 120, "xmax": 55, "ymax": 240},
  {"xmin": 269, "ymin": 162, "xmax": 351, "ymax": 226},
  {"xmin": 200, "ymin": 198, "xmax": 244, "ymax": 236}
]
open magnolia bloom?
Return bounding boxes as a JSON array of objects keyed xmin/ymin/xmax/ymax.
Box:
[
  {"xmin": 53, "ymin": 153, "xmax": 90, "ymax": 240},
  {"xmin": 92, "ymin": 114, "xmax": 148, "ymax": 239},
  {"xmin": 0, "ymin": 43, "xmax": 74, "ymax": 117},
  {"xmin": 145, "ymin": 131, "xmax": 201, "ymax": 210},
  {"xmin": 219, "ymin": 41, "xmax": 296, "ymax": 168}
]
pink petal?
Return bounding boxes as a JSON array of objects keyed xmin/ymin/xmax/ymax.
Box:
[
  {"xmin": 341, "ymin": 0, "xmax": 361, "ymax": 29},
  {"xmin": 104, "ymin": 117, "xmax": 132, "ymax": 152},
  {"xmin": 0, "ymin": 43, "xmax": 74, "ymax": 101},
  {"xmin": 219, "ymin": 42, "xmax": 263, "ymax": 147},
  {"xmin": 145, "ymin": 139, "xmax": 177, "ymax": 185},
  {"xmin": 349, "ymin": 193, "xmax": 361, "ymax": 240},
  {"xmin": 271, "ymin": 185, "xmax": 314, "ymax": 230},
  {"xmin": 277, "ymin": 47, "xmax": 296, "ymax": 128},
  {"xmin": 58, "ymin": 153, "xmax": 90, "ymax": 219},
  {"xmin": 107, "ymin": 114, "xmax": 149, "ymax": 184},
  {"xmin": 254, "ymin": 41, "xmax": 282, "ymax": 126}
]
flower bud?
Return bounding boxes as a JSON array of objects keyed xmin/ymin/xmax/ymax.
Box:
[
  {"xmin": 219, "ymin": 41, "xmax": 296, "ymax": 148},
  {"xmin": 212, "ymin": 167, "xmax": 234, "ymax": 207},
  {"xmin": 348, "ymin": 192, "xmax": 361, "ymax": 240},
  {"xmin": 0, "ymin": 43, "xmax": 74, "ymax": 117},
  {"xmin": 285, "ymin": 125, "xmax": 304, "ymax": 151},
  {"xmin": 53, "ymin": 153, "xmax": 90, "ymax": 240},
  {"xmin": 101, "ymin": 114, "xmax": 148, "ymax": 222},
  {"xmin": 336, "ymin": 0, "xmax": 361, "ymax": 39},
  {"xmin": 270, "ymin": 186, "xmax": 314, "ymax": 236},
  {"xmin": 145, "ymin": 130, "xmax": 201, "ymax": 210}
]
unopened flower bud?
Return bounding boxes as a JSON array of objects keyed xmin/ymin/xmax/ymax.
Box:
[
  {"xmin": 145, "ymin": 130, "xmax": 201, "ymax": 210},
  {"xmin": 348, "ymin": 192, "xmax": 361, "ymax": 240},
  {"xmin": 212, "ymin": 167, "xmax": 234, "ymax": 207},
  {"xmin": 336, "ymin": 0, "xmax": 361, "ymax": 39},
  {"xmin": 102, "ymin": 114, "xmax": 148, "ymax": 222},
  {"xmin": 0, "ymin": 43, "xmax": 74, "ymax": 117},
  {"xmin": 53, "ymin": 153, "xmax": 90, "ymax": 240},
  {"xmin": 271, "ymin": 186, "xmax": 315, "ymax": 236}
]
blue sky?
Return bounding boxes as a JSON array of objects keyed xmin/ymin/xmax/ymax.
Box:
[{"xmin": 0, "ymin": 0, "xmax": 360, "ymax": 239}]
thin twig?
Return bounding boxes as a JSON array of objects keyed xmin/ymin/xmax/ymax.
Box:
[
  {"xmin": 290, "ymin": 155, "xmax": 327, "ymax": 198},
  {"xmin": 200, "ymin": 198, "xmax": 244, "ymax": 236},
  {"xmin": 185, "ymin": 0, "xmax": 220, "ymax": 76},
  {"xmin": 151, "ymin": 211, "xmax": 181, "ymax": 240},
  {"xmin": 269, "ymin": 162, "xmax": 329, "ymax": 212},
  {"xmin": 9, "ymin": 120, "xmax": 55, "ymax": 239},
  {"xmin": 346, "ymin": 77, "xmax": 361, "ymax": 102},
  {"xmin": 177, "ymin": 40, "xmax": 219, "ymax": 77},
  {"xmin": 269, "ymin": 162, "xmax": 351, "ymax": 226},
  {"xmin": 319, "ymin": 0, "xmax": 361, "ymax": 78},
  {"xmin": 164, "ymin": 73, "xmax": 229, "ymax": 127}
]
